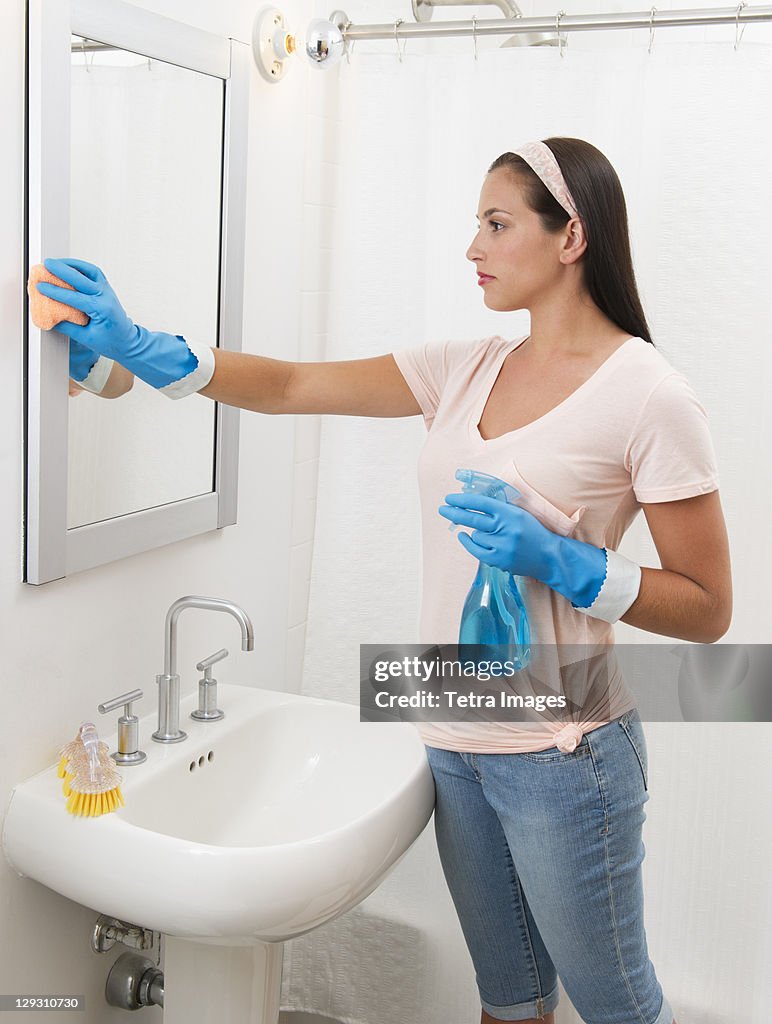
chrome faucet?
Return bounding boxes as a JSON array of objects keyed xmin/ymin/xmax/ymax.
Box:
[{"xmin": 152, "ymin": 596, "xmax": 255, "ymax": 743}]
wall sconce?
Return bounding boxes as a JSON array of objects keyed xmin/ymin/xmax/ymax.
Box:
[{"xmin": 252, "ymin": 6, "xmax": 347, "ymax": 83}]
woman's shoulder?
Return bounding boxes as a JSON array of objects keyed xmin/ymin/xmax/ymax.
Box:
[
  {"xmin": 450, "ymin": 332, "xmax": 526, "ymax": 367},
  {"xmin": 436, "ymin": 333, "xmax": 521, "ymax": 356},
  {"xmin": 617, "ymin": 339, "xmax": 714, "ymax": 437},
  {"xmin": 396, "ymin": 333, "xmax": 521, "ymax": 378},
  {"xmin": 621, "ymin": 336, "xmax": 693, "ymax": 391}
]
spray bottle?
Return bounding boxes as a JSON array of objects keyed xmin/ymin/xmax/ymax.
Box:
[{"xmin": 449, "ymin": 468, "xmax": 531, "ymax": 672}]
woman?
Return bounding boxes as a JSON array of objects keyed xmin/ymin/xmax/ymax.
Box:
[{"xmin": 37, "ymin": 137, "xmax": 731, "ymax": 1024}]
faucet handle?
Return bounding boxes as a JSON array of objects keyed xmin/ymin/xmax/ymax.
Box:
[
  {"xmin": 191, "ymin": 649, "xmax": 227, "ymax": 723},
  {"xmin": 98, "ymin": 689, "xmax": 147, "ymax": 766},
  {"xmin": 196, "ymin": 648, "xmax": 229, "ymax": 673}
]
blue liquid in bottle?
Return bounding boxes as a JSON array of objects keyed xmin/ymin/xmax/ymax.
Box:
[{"xmin": 451, "ymin": 469, "xmax": 531, "ymax": 673}]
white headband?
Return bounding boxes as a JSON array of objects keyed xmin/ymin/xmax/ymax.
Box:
[{"xmin": 511, "ymin": 140, "xmax": 579, "ymax": 220}]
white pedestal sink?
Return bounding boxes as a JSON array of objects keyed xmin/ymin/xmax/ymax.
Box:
[{"xmin": 2, "ymin": 685, "xmax": 435, "ymax": 1022}]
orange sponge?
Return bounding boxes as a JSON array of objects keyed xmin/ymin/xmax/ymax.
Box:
[{"xmin": 27, "ymin": 263, "xmax": 89, "ymax": 330}]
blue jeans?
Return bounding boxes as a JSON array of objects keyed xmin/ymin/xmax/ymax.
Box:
[{"xmin": 425, "ymin": 709, "xmax": 675, "ymax": 1024}]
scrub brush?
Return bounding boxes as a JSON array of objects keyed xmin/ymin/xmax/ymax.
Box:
[{"xmin": 57, "ymin": 722, "xmax": 125, "ymax": 817}]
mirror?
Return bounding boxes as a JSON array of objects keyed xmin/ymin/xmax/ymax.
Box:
[
  {"xmin": 67, "ymin": 36, "xmax": 221, "ymax": 528},
  {"xmin": 25, "ymin": 0, "xmax": 249, "ymax": 583}
]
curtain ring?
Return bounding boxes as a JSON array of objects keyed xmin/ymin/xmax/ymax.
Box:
[
  {"xmin": 394, "ymin": 18, "xmax": 406, "ymax": 62},
  {"xmin": 342, "ymin": 18, "xmax": 355, "ymax": 64},
  {"xmin": 734, "ymin": 0, "xmax": 747, "ymax": 49},
  {"xmin": 80, "ymin": 37, "xmax": 92, "ymax": 73},
  {"xmin": 556, "ymin": 10, "xmax": 566, "ymax": 58},
  {"xmin": 472, "ymin": 15, "xmax": 478, "ymax": 60},
  {"xmin": 648, "ymin": 6, "xmax": 657, "ymax": 54},
  {"xmin": 333, "ymin": 15, "xmax": 354, "ymax": 64}
]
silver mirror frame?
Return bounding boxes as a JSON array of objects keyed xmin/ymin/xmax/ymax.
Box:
[{"xmin": 25, "ymin": 0, "xmax": 249, "ymax": 584}]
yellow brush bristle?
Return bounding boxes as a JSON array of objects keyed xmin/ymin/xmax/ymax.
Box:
[{"xmin": 64, "ymin": 785, "xmax": 124, "ymax": 817}]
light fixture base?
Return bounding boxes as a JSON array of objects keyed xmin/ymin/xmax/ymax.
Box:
[{"xmin": 253, "ymin": 6, "xmax": 291, "ymax": 83}]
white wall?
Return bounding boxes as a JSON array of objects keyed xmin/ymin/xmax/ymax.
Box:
[{"xmin": 0, "ymin": 0, "xmax": 320, "ymax": 1015}]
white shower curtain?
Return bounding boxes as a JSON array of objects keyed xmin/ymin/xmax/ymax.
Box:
[{"xmin": 281, "ymin": 38, "xmax": 772, "ymax": 1024}]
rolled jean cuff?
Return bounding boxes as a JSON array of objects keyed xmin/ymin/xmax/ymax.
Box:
[
  {"xmin": 572, "ymin": 547, "xmax": 642, "ymax": 623},
  {"xmin": 76, "ymin": 355, "xmax": 114, "ymax": 395},
  {"xmin": 652, "ymin": 992, "xmax": 676, "ymax": 1024},
  {"xmin": 480, "ymin": 983, "xmax": 560, "ymax": 1021},
  {"xmin": 158, "ymin": 338, "xmax": 215, "ymax": 400}
]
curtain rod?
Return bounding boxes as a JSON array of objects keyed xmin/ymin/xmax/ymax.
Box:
[
  {"xmin": 71, "ymin": 40, "xmax": 117, "ymax": 52},
  {"xmin": 72, "ymin": 4, "xmax": 772, "ymax": 57},
  {"xmin": 339, "ymin": 4, "xmax": 772, "ymax": 40}
]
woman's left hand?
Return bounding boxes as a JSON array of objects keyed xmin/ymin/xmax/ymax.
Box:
[
  {"xmin": 438, "ymin": 491, "xmax": 607, "ymax": 609},
  {"xmin": 439, "ymin": 491, "xmax": 560, "ymax": 578},
  {"xmin": 69, "ymin": 338, "xmax": 100, "ymax": 383}
]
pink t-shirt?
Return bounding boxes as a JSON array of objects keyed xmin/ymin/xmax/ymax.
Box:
[{"xmin": 392, "ymin": 334, "xmax": 721, "ymax": 753}]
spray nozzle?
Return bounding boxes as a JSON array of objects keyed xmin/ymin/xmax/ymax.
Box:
[
  {"xmin": 447, "ymin": 469, "xmax": 521, "ymax": 531},
  {"xmin": 455, "ymin": 468, "xmax": 520, "ymax": 501}
]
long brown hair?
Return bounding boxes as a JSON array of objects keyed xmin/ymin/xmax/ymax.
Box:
[{"xmin": 489, "ymin": 138, "xmax": 653, "ymax": 346}]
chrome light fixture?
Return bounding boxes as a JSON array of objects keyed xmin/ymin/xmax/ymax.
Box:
[{"xmin": 305, "ymin": 15, "xmax": 346, "ymax": 67}]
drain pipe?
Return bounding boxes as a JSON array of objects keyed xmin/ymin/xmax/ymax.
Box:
[{"xmin": 105, "ymin": 952, "xmax": 164, "ymax": 1011}]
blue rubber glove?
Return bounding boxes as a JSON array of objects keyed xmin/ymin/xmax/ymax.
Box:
[
  {"xmin": 35, "ymin": 257, "xmax": 206, "ymax": 392},
  {"xmin": 68, "ymin": 339, "xmax": 100, "ymax": 382},
  {"xmin": 438, "ymin": 490, "xmax": 607, "ymax": 610}
]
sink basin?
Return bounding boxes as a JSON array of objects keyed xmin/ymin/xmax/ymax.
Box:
[{"xmin": 2, "ymin": 684, "xmax": 435, "ymax": 944}]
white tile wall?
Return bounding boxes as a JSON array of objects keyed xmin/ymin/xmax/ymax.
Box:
[
  {"xmin": 290, "ymin": 456, "xmax": 320, "ymax": 544},
  {"xmin": 288, "ymin": 540, "xmax": 314, "ymax": 629},
  {"xmin": 285, "ymin": 622, "xmax": 309, "ymax": 692}
]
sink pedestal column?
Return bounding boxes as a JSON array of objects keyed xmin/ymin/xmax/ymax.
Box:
[{"xmin": 163, "ymin": 936, "xmax": 284, "ymax": 1024}]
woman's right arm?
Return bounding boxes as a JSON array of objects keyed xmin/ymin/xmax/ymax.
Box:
[
  {"xmin": 200, "ymin": 349, "xmax": 422, "ymax": 418},
  {"xmin": 34, "ymin": 259, "xmax": 422, "ymax": 416}
]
